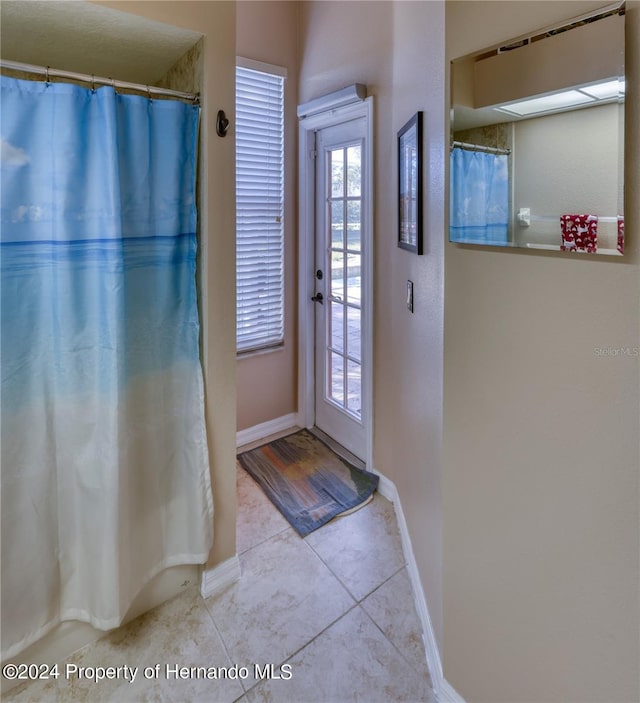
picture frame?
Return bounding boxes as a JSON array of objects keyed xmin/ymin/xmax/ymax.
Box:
[{"xmin": 398, "ymin": 111, "xmax": 423, "ymax": 254}]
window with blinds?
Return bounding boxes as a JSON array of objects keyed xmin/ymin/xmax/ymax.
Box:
[{"xmin": 236, "ymin": 62, "xmax": 285, "ymax": 353}]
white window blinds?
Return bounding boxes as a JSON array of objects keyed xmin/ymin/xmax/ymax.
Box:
[{"xmin": 236, "ymin": 63, "xmax": 285, "ymax": 353}]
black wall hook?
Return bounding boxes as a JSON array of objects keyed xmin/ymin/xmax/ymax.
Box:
[{"xmin": 216, "ymin": 110, "xmax": 229, "ymax": 137}]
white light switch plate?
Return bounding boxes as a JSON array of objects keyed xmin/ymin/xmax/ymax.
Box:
[{"xmin": 407, "ymin": 280, "xmax": 414, "ymax": 313}]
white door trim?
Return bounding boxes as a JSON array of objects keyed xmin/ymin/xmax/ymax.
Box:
[{"xmin": 298, "ymin": 96, "xmax": 374, "ymax": 469}]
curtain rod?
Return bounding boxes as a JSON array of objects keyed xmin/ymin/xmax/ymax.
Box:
[
  {"xmin": 0, "ymin": 59, "xmax": 199, "ymax": 103},
  {"xmin": 451, "ymin": 140, "xmax": 511, "ymax": 155},
  {"xmin": 531, "ymin": 214, "xmax": 620, "ymax": 223}
]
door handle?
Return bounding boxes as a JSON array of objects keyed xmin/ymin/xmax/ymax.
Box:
[{"xmin": 311, "ymin": 292, "xmax": 324, "ymax": 304}]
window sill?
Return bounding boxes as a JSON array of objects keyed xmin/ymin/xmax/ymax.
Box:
[{"xmin": 237, "ymin": 342, "xmax": 286, "ymax": 360}]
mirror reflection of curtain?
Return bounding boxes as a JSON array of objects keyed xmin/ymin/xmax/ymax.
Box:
[
  {"xmin": 450, "ymin": 146, "xmax": 509, "ymax": 244},
  {"xmin": 1, "ymin": 75, "xmax": 213, "ymax": 660}
]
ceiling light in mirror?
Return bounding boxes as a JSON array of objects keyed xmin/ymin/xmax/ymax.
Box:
[
  {"xmin": 495, "ymin": 90, "xmax": 595, "ymax": 117},
  {"xmin": 494, "ymin": 79, "xmax": 625, "ymax": 117},
  {"xmin": 580, "ymin": 78, "xmax": 625, "ymax": 99}
]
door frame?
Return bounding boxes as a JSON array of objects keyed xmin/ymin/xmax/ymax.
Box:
[{"xmin": 298, "ymin": 96, "xmax": 374, "ymax": 468}]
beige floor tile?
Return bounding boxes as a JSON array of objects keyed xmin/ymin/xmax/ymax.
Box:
[
  {"xmin": 1, "ymin": 674, "xmax": 59, "ymax": 702},
  {"xmin": 203, "ymin": 529, "xmax": 355, "ymax": 687},
  {"xmin": 55, "ymin": 588, "xmax": 243, "ymax": 703},
  {"xmin": 244, "ymin": 606, "xmax": 434, "ymax": 703},
  {"xmin": 305, "ymin": 494, "xmax": 406, "ymax": 601},
  {"xmin": 362, "ymin": 568, "xmax": 433, "ymax": 682},
  {"xmin": 236, "ymin": 464, "xmax": 290, "ymax": 554}
]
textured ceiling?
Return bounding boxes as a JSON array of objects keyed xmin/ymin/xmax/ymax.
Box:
[{"xmin": 1, "ymin": 1, "xmax": 202, "ymax": 86}]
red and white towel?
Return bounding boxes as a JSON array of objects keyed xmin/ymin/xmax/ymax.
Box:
[
  {"xmin": 617, "ymin": 216, "xmax": 624, "ymax": 254},
  {"xmin": 560, "ymin": 214, "xmax": 598, "ymax": 253}
]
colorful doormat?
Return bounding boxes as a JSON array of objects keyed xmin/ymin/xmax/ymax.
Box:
[{"xmin": 237, "ymin": 429, "xmax": 379, "ymax": 537}]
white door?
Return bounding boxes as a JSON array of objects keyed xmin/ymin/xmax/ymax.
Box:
[{"xmin": 312, "ymin": 117, "xmax": 368, "ymax": 460}]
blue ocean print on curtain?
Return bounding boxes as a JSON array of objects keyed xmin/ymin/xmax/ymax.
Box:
[
  {"xmin": 1, "ymin": 76, "xmax": 213, "ymax": 659},
  {"xmin": 450, "ymin": 146, "xmax": 510, "ymax": 244}
]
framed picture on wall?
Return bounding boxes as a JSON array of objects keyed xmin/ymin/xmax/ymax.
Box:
[{"xmin": 398, "ymin": 111, "xmax": 423, "ymax": 254}]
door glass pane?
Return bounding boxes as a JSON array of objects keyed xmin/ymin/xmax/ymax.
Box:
[
  {"xmin": 329, "ymin": 351, "xmax": 344, "ymax": 405},
  {"xmin": 347, "ymin": 145, "xmax": 361, "ymax": 197},
  {"xmin": 331, "ymin": 200, "xmax": 344, "ymax": 248},
  {"xmin": 347, "ymin": 359, "xmax": 361, "ymax": 416},
  {"xmin": 319, "ymin": 135, "xmax": 365, "ymax": 431},
  {"xmin": 347, "ymin": 200, "xmax": 361, "ymax": 251},
  {"xmin": 347, "ymin": 306, "xmax": 361, "ymax": 362},
  {"xmin": 331, "ymin": 149, "xmax": 344, "ymax": 198},
  {"xmin": 346, "ymin": 253, "xmax": 361, "ymax": 304},
  {"xmin": 330, "ymin": 301, "xmax": 344, "ymax": 354},
  {"xmin": 331, "ymin": 250, "xmax": 345, "ymax": 299}
]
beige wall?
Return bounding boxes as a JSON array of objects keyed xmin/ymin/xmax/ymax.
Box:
[
  {"xmin": 100, "ymin": 0, "xmax": 238, "ymax": 569},
  {"xmin": 299, "ymin": 0, "xmax": 447, "ymax": 647},
  {"xmin": 513, "ymin": 103, "xmax": 622, "ymax": 250},
  {"xmin": 444, "ymin": 2, "xmax": 640, "ymax": 702},
  {"xmin": 236, "ymin": 1, "xmax": 299, "ymax": 432}
]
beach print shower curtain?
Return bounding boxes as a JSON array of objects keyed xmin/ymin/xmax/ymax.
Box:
[
  {"xmin": 450, "ymin": 146, "xmax": 510, "ymax": 244},
  {"xmin": 1, "ymin": 76, "xmax": 213, "ymax": 659}
]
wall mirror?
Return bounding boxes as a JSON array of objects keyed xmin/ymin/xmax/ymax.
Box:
[{"xmin": 449, "ymin": 2, "xmax": 625, "ymax": 255}]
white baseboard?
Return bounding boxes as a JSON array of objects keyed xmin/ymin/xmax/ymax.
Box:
[
  {"xmin": 200, "ymin": 555, "xmax": 241, "ymax": 600},
  {"xmin": 439, "ymin": 678, "xmax": 466, "ymax": 703},
  {"xmin": 236, "ymin": 413, "xmax": 299, "ymax": 448},
  {"xmin": 372, "ymin": 467, "xmax": 466, "ymax": 703},
  {"xmin": 374, "ymin": 471, "xmax": 396, "ymax": 503}
]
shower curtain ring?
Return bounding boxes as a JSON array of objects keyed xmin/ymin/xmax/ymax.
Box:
[
  {"xmin": 91, "ymin": 75, "xmax": 96, "ymax": 93},
  {"xmin": 45, "ymin": 66, "xmax": 50, "ymax": 86}
]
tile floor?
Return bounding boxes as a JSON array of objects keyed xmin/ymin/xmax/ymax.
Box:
[{"xmin": 4, "ymin": 456, "xmax": 434, "ymax": 703}]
